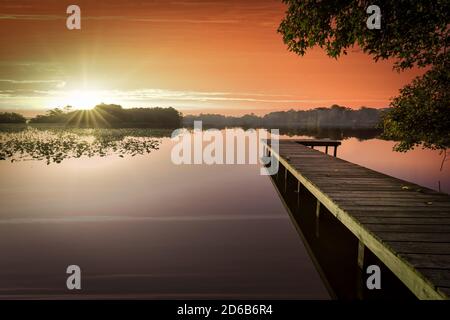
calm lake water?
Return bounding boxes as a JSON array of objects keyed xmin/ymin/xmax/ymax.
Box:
[{"xmin": 0, "ymin": 128, "xmax": 448, "ymax": 299}]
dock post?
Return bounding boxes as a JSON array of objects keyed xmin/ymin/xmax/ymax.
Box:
[
  {"xmin": 333, "ymin": 146, "xmax": 337, "ymax": 157},
  {"xmin": 316, "ymin": 200, "xmax": 321, "ymax": 217},
  {"xmin": 356, "ymin": 240, "xmax": 366, "ymax": 299},
  {"xmin": 325, "ymin": 145, "xmax": 329, "ymax": 155},
  {"xmin": 315, "ymin": 199, "xmax": 321, "ymax": 238},
  {"xmin": 284, "ymin": 167, "xmax": 288, "ymax": 193},
  {"xmin": 357, "ymin": 240, "xmax": 365, "ymax": 269}
]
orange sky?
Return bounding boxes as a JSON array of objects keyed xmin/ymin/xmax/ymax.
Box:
[{"xmin": 0, "ymin": 0, "xmax": 424, "ymax": 116}]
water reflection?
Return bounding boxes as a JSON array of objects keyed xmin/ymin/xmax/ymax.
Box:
[
  {"xmin": 3, "ymin": 126, "xmax": 446, "ymax": 195},
  {"xmin": 0, "ymin": 134, "xmax": 328, "ymax": 299},
  {"xmin": 0, "ymin": 127, "xmax": 166, "ymax": 164}
]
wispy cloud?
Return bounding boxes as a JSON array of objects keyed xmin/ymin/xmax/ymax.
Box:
[
  {"xmin": 84, "ymin": 88, "xmax": 387, "ymax": 104},
  {"xmin": 0, "ymin": 14, "xmax": 62, "ymax": 21},
  {"xmin": 0, "ymin": 14, "xmax": 239, "ymax": 24},
  {"xmin": 0, "ymin": 87, "xmax": 388, "ymax": 112},
  {"xmin": 0, "ymin": 79, "xmax": 65, "ymax": 87},
  {"xmin": 0, "ymin": 79, "xmax": 66, "ymax": 92}
]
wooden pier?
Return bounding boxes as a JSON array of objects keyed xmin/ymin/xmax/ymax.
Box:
[
  {"xmin": 265, "ymin": 139, "xmax": 450, "ymax": 300},
  {"xmin": 296, "ymin": 139, "xmax": 341, "ymax": 157}
]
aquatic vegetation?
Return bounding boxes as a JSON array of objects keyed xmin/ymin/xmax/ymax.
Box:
[{"xmin": 0, "ymin": 127, "xmax": 166, "ymax": 164}]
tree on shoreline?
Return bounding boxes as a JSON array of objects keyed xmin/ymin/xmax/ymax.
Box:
[
  {"xmin": 0, "ymin": 112, "xmax": 27, "ymax": 123},
  {"xmin": 278, "ymin": 0, "xmax": 449, "ymax": 154},
  {"xmin": 28, "ymin": 104, "xmax": 182, "ymax": 128},
  {"xmin": 183, "ymin": 105, "xmax": 385, "ymax": 128}
]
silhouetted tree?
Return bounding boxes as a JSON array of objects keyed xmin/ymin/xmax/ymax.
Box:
[
  {"xmin": 183, "ymin": 106, "xmax": 383, "ymax": 129},
  {"xmin": 30, "ymin": 108, "xmax": 67, "ymax": 123},
  {"xmin": 0, "ymin": 112, "xmax": 27, "ymax": 123},
  {"xmin": 126, "ymin": 107, "xmax": 182, "ymax": 128},
  {"xmin": 29, "ymin": 104, "xmax": 182, "ymax": 128},
  {"xmin": 382, "ymin": 67, "xmax": 450, "ymax": 151}
]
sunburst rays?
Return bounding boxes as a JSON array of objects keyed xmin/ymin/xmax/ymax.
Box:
[{"xmin": 64, "ymin": 106, "xmax": 115, "ymax": 128}]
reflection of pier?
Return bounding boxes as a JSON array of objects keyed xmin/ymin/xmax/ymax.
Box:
[{"xmin": 265, "ymin": 140, "xmax": 450, "ymax": 300}]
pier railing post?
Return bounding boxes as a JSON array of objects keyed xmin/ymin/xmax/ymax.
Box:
[
  {"xmin": 357, "ymin": 240, "xmax": 365, "ymax": 269},
  {"xmin": 356, "ymin": 240, "xmax": 366, "ymax": 299},
  {"xmin": 315, "ymin": 199, "xmax": 321, "ymax": 238},
  {"xmin": 284, "ymin": 167, "xmax": 288, "ymax": 193}
]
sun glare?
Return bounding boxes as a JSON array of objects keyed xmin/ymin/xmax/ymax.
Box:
[
  {"xmin": 48, "ymin": 89, "xmax": 108, "ymax": 110},
  {"xmin": 61, "ymin": 90, "xmax": 106, "ymax": 110}
]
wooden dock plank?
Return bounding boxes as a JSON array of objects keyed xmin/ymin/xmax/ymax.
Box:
[
  {"xmin": 387, "ymin": 242, "xmax": 450, "ymax": 255},
  {"xmin": 438, "ymin": 287, "xmax": 450, "ymax": 297},
  {"xmin": 357, "ymin": 217, "xmax": 450, "ymax": 225},
  {"xmin": 366, "ymin": 224, "xmax": 450, "ymax": 233},
  {"xmin": 351, "ymin": 210, "xmax": 450, "ymax": 218},
  {"xmin": 418, "ymin": 268, "xmax": 450, "ymax": 287},
  {"xmin": 339, "ymin": 204, "xmax": 450, "ymax": 212},
  {"xmin": 266, "ymin": 139, "xmax": 450, "ymax": 300},
  {"xmin": 374, "ymin": 232, "xmax": 450, "ymax": 243},
  {"xmin": 400, "ymin": 254, "xmax": 450, "ymax": 269}
]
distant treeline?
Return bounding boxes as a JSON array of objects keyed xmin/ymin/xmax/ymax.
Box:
[
  {"xmin": 183, "ymin": 105, "xmax": 387, "ymax": 129},
  {"xmin": 1, "ymin": 104, "xmax": 386, "ymax": 129},
  {"xmin": 0, "ymin": 112, "xmax": 27, "ymax": 123},
  {"xmin": 28, "ymin": 104, "xmax": 182, "ymax": 128}
]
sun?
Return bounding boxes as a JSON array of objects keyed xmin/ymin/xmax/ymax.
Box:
[{"xmin": 62, "ymin": 90, "xmax": 106, "ymax": 110}]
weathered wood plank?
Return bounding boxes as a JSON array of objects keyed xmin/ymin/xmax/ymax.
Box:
[
  {"xmin": 438, "ymin": 287, "xmax": 450, "ymax": 297},
  {"xmin": 339, "ymin": 205, "xmax": 450, "ymax": 213},
  {"xmin": 358, "ymin": 216, "xmax": 450, "ymax": 225},
  {"xmin": 418, "ymin": 268, "xmax": 450, "ymax": 287},
  {"xmin": 351, "ymin": 210, "xmax": 450, "ymax": 218},
  {"xmin": 366, "ymin": 224, "xmax": 450, "ymax": 233},
  {"xmin": 388, "ymin": 242, "xmax": 450, "ymax": 255},
  {"xmin": 401, "ymin": 254, "xmax": 450, "ymax": 269},
  {"xmin": 373, "ymin": 232, "xmax": 450, "ymax": 243},
  {"xmin": 327, "ymin": 191, "xmax": 446, "ymax": 197},
  {"xmin": 337, "ymin": 200, "xmax": 450, "ymax": 208}
]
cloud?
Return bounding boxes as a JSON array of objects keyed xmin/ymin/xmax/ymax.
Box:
[
  {"xmin": 0, "ymin": 87, "xmax": 388, "ymax": 112},
  {"xmin": 98, "ymin": 88, "xmax": 387, "ymax": 104},
  {"xmin": 0, "ymin": 79, "xmax": 66, "ymax": 91},
  {"xmin": 0, "ymin": 79, "xmax": 65, "ymax": 85},
  {"xmin": 0, "ymin": 14, "xmax": 62, "ymax": 21},
  {"xmin": 0, "ymin": 14, "xmax": 239, "ymax": 24}
]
